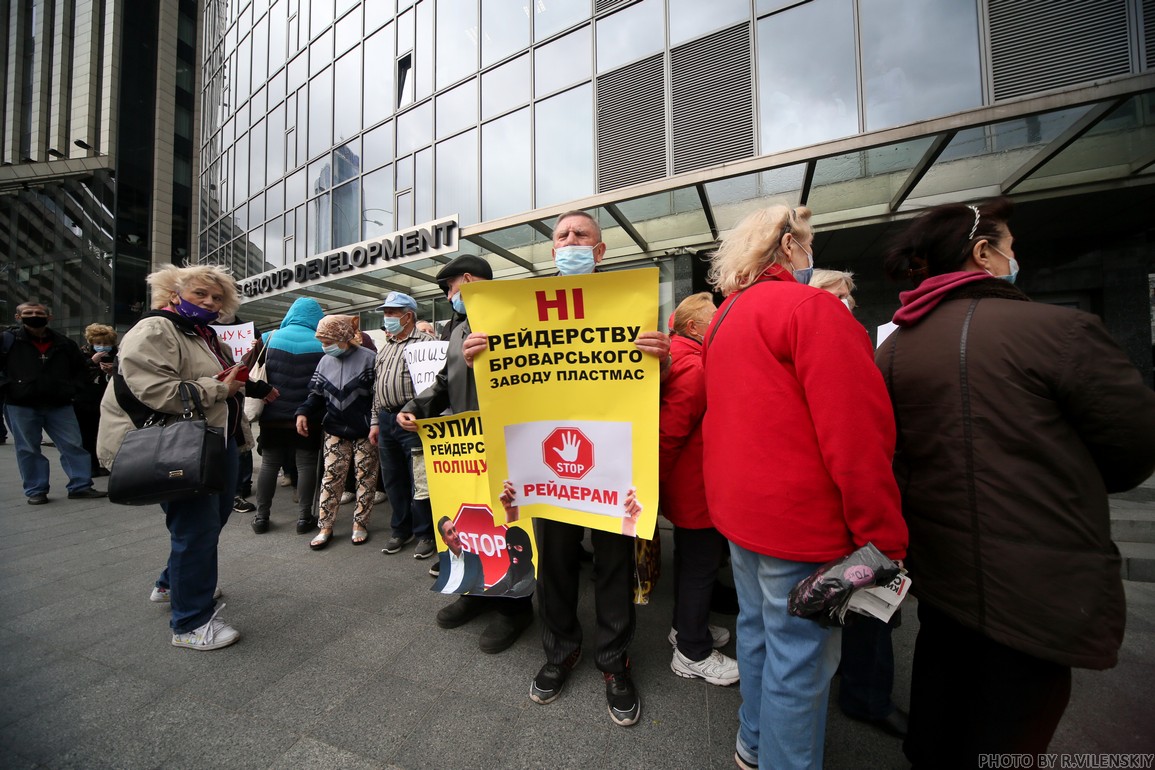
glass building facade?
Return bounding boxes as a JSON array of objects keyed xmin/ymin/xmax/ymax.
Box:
[{"xmin": 195, "ymin": 1, "xmax": 1154, "ymax": 376}]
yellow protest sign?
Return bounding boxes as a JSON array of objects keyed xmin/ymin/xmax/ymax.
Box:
[
  {"xmin": 460, "ymin": 269, "xmax": 660, "ymax": 540},
  {"xmin": 417, "ymin": 411, "xmax": 537, "ymax": 597}
]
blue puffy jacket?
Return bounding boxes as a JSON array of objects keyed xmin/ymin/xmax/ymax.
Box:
[{"xmin": 259, "ymin": 298, "xmax": 324, "ymax": 425}]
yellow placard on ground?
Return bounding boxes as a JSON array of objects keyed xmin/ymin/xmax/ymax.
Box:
[
  {"xmin": 417, "ymin": 411, "xmax": 537, "ymax": 598},
  {"xmin": 460, "ymin": 269, "xmax": 660, "ymax": 540}
]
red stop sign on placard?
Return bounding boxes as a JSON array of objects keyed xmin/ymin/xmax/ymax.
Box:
[
  {"xmin": 542, "ymin": 427, "xmax": 595, "ymax": 480},
  {"xmin": 452, "ymin": 503, "xmax": 508, "ymax": 588}
]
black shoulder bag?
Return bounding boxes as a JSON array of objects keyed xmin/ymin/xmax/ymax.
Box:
[{"xmin": 108, "ymin": 382, "xmax": 227, "ymax": 506}]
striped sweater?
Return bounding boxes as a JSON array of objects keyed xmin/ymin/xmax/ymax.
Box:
[{"xmin": 295, "ymin": 345, "xmax": 376, "ymax": 439}]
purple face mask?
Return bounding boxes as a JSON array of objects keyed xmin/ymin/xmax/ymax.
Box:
[{"xmin": 175, "ymin": 296, "xmax": 220, "ymax": 324}]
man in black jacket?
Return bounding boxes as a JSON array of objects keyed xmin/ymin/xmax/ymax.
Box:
[{"xmin": 0, "ymin": 302, "xmax": 105, "ymax": 504}]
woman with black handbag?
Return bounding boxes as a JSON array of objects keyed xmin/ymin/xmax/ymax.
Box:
[{"xmin": 98, "ymin": 264, "xmax": 272, "ymax": 651}]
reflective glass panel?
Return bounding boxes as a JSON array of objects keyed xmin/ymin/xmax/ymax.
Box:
[
  {"xmin": 416, "ymin": 147, "xmax": 433, "ymax": 223},
  {"xmin": 363, "ymin": 120, "xmax": 393, "ymax": 171},
  {"xmin": 436, "ymin": 131, "xmax": 478, "ymax": 225},
  {"xmin": 535, "ymin": 26, "xmax": 591, "ymax": 98},
  {"xmin": 235, "ymin": 131, "xmax": 250, "ymax": 199},
  {"xmin": 705, "ymin": 165, "xmax": 807, "ymax": 231},
  {"xmin": 308, "ymin": 67, "xmax": 333, "ymax": 159},
  {"xmin": 334, "ymin": 48, "xmax": 362, "ymax": 144},
  {"xmin": 906, "ymin": 106, "xmax": 1093, "ymax": 203},
  {"xmin": 249, "ymin": 118, "xmax": 267, "ymax": 191},
  {"xmin": 397, "ymin": 100, "xmax": 433, "ymax": 157},
  {"xmin": 364, "ymin": 24, "xmax": 396, "ymax": 128},
  {"xmin": 363, "ymin": 164, "xmax": 395, "ymax": 237},
  {"xmin": 481, "ymin": 54, "xmax": 530, "ymax": 120},
  {"xmin": 616, "ymin": 188, "xmax": 710, "ymax": 251},
  {"xmin": 310, "ymin": 0, "xmax": 334, "ymax": 38},
  {"xmin": 310, "ymin": 28, "xmax": 334, "ymax": 77},
  {"xmin": 366, "ymin": 0, "xmax": 394, "ymax": 34},
  {"xmin": 308, "ymin": 156, "xmax": 333, "ymax": 196},
  {"xmin": 482, "ymin": 108, "xmax": 531, "ymax": 220},
  {"xmin": 482, "ymin": 0, "xmax": 531, "ymax": 67},
  {"xmin": 535, "ymin": 0, "xmax": 588, "ymax": 41},
  {"xmin": 268, "ymin": 0, "xmax": 287, "ymax": 73},
  {"xmin": 669, "ymin": 0, "xmax": 747, "ymax": 47},
  {"xmin": 436, "ymin": 79, "xmax": 478, "ymax": 140},
  {"xmin": 1017, "ymin": 94, "xmax": 1155, "ymax": 193},
  {"xmin": 307, "ymin": 191, "xmax": 331, "ymax": 256},
  {"xmin": 436, "ymin": 0, "xmax": 479, "ymax": 89},
  {"xmin": 332, "ymin": 179, "xmax": 360, "ymax": 247},
  {"xmin": 334, "ymin": 5, "xmax": 361, "ymax": 54},
  {"xmin": 252, "ymin": 15, "xmax": 269, "ymax": 86},
  {"xmin": 596, "ymin": 0, "xmax": 663, "ymax": 74},
  {"xmin": 808, "ymin": 137, "xmax": 935, "ymax": 213},
  {"xmin": 534, "ymin": 83, "xmax": 594, "ymax": 207},
  {"xmin": 756, "ymin": 0, "xmax": 857, "ymax": 155},
  {"xmin": 333, "ymin": 139, "xmax": 362, "ymax": 185},
  {"xmin": 860, "ymin": 0, "xmax": 982, "ymax": 132},
  {"xmin": 416, "ymin": 2, "xmax": 433, "ymax": 100}
]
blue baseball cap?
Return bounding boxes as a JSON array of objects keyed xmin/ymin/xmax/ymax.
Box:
[{"xmin": 376, "ymin": 291, "xmax": 418, "ymax": 313}]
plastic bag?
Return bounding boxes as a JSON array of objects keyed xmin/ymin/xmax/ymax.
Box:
[{"xmin": 787, "ymin": 543, "xmax": 901, "ymax": 626}]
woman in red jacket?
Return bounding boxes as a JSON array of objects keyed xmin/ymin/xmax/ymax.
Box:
[
  {"xmin": 702, "ymin": 205, "xmax": 908, "ymax": 770},
  {"xmin": 660, "ymin": 292, "xmax": 739, "ymax": 687}
]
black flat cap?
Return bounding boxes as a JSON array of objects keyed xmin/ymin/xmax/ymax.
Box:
[{"xmin": 435, "ymin": 255, "xmax": 493, "ymax": 293}]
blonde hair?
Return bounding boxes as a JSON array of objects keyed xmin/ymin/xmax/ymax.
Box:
[
  {"xmin": 84, "ymin": 323, "xmax": 118, "ymax": 345},
  {"xmin": 671, "ymin": 293, "xmax": 716, "ymax": 336},
  {"xmin": 146, "ymin": 264, "xmax": 240, "ymax": 317},
  {"xmin": 708, "ymin": 205, "xmax": 813, "ymax": 296},
  {"xmin": 812, "ymin": 269, "xmax": 856, "ymax": 304}
]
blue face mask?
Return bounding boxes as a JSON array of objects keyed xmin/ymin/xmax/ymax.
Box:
[
  {"xmin": 382, "ymin": 316, "xmax": 403, "ymax": 335},
  {"xmin": 322, "ymin": 343, "xmax": 344, "ymax": 357},
  {"xmin": 988, "ymin": 245, "xmax": 1019, "ymax": 285},
  {"xmin": 94, "ymin": 345, "xmax": 113, "ymax": 352},
  {"xmin": 451, "ymin": 293, "xmax": 466, "ymax": 316},
  {"xmin": 555, "ymin": 245, "xmax": 597, "ymax": 276},
  {"xmin": 175, "ymin": 296, "xmax": 220, "ymax": 324},
  {"xmin": 791, "ymin": 243, "xmax": 814, "ymax": 286}
]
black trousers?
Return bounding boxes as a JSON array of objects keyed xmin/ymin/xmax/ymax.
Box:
[
  {"xmin": 672, "ymin": 525, "xmax": 729, "ymax": 660},
  {"xmin": 839, "ymin": 615, "xmax": 896, "ymax": 720},
  {"xmin": 905, "ymin": 602, "xmax": 1072, "ymax": 769},
  {"xmin": 536, "ymin": 518, "xmax": 635, "ymax": 674}
]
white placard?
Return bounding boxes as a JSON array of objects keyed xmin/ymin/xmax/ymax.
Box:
[
  {"xmin": 404, "ymin": 340, "xmax": 450, "ymax": 394},
  {"xmin": 210, "ymin": 322, "xmax": 257, "ymax": 363}
]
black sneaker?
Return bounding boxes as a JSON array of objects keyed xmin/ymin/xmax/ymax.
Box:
[
  {"xmin": 428, "ymin": 561, "xmax": 441, "ymax": 578},
  {"xmin": 529, "ymin": 648, "xmax": 582, "ymax": 705},
  {"xmin": 296, "ymin": 515, "xmax": 318, "ymax": 534},
  {"xmin": 233, "ymin": 497, "xmax": 256, "ymax": 513},
  {"xmin": 251, "ymin": 515, "xmax": 270, "ymax": 534},
  {"xmin": 27, "ymin": 493, "xmax": 48, "ymax": 505},
  {"xmin": 604, "ymin": 665, "xmax": 640, "ymax": 726},
  {"xmin": 413, "ymin": 538, "xmax": 436, "ymax": 559}
]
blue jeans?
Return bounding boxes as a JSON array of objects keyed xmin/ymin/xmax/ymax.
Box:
[
  {"xmin": 730, "ymin": 543, "xmax": 842, "ymax": 770},
  {"xmin": 376, "ymin": 409, "xmax": 432, "ymax": 540},
  {"xmin": 4, "ymin": 403, "xmax": 94, "ymax": 497},
  {"xmin": 157, "ymin": 440, "xmax": 239, "ymax": 633}
]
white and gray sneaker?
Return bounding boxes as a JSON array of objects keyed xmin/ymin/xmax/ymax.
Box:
[
  {"xmin": 668, "ymin": 624, "xmax": 731, "ymax": 649},
  {"xmin": 171, "ymin": 604, "xmax": 240, "ymax": 651},
  {"xmin": 150, "ymin": 585, "xmax": 223, "ymax": 603},
  {"xmin": 670, "ymin": 648, "xmax": 740, "ymax": 686}
]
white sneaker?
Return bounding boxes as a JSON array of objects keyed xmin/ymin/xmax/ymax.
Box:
[
  {"xmin": 668, "ymin": 624, "xmax": 731, "ymax": 649},
  {"xmin": 278, "ymin": 472, "xmax": 291, "ymax": 487},
  {"xmin": 171, "ymin": 604, "xmax": 240, "ymax": 650},
  {"xmin": 340, "ymin": 491, "xmax": 355, "ymax": 504},
  {"xmin": 670, "ymin": 648, "xmax": 740, "ymax": 686},
  {"xmin": 149, "ymin": 585, "xmax": 223, "ymax": 602},
  {"xmin": 373, "ymin": 491, "xmax": 387, "ymax": 505}
]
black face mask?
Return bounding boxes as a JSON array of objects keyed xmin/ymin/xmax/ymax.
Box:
[{"xmin": 21, "ymin": 316, "xmax": 48, "ymax": 329}]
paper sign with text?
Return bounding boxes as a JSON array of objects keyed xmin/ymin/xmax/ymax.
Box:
[
  {"xmin": 209, "ymin": 322, "xmax": 256, "ymax": 363},
  {"xmin": 405, "ymin": 340, "xmax": 450, "ymax": 395},
  {"xmin": 460, "ymin": 269, "xmax": 660, "ymax": 539}
]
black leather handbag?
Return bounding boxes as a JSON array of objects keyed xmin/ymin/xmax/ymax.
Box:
[{"xmin": 108, "ymin": 382, "xmax": 227, "ymax": 506}]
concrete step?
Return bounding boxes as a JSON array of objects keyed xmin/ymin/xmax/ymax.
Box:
[
  {"xmin": 1119, "ymin": 541, "xmax": 1155, "ymax": 583},
  {"xmin": 1110, "ymin": 507, "xmax": 1155, "ymax": 544}
]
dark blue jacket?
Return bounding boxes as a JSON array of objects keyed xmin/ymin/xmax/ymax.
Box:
[
  {"xmin": 1, "ymin": 326, "xmax": 88, "ymax": 407},
  {"xmin": 260, "ymin": 298, "xmax": 325, "ymax": 425}
]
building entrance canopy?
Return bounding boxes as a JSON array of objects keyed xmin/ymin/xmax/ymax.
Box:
[{"xmin": 239, "ymin": 76, "xmax": 1154, "ymax": 328}]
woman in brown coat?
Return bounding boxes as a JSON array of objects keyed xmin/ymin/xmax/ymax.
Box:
[{"xmin": 877, "ymin": 197, "xmax": 1155, "ymax": 767}]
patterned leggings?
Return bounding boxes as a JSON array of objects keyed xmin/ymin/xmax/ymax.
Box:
[{"xmin": 317, "ymin": 434, "xmax": 379, "ymax": 530}]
